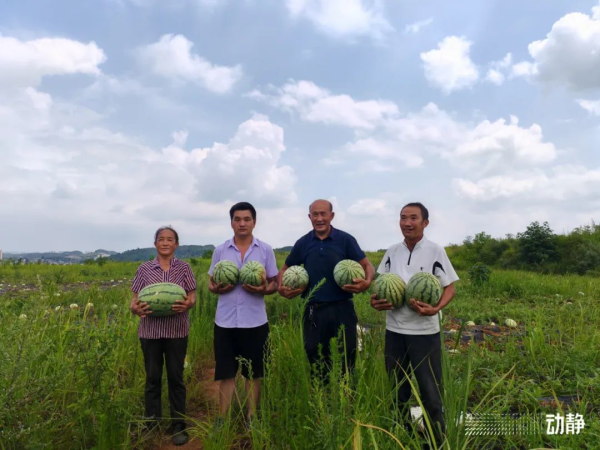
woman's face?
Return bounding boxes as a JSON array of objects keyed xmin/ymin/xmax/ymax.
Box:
[{"xmin": 154, "ymin": 229, "xmax": 179, "ymax": 258}]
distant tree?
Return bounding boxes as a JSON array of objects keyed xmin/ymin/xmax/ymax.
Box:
[
  {"xmin": 96, "ymin": 256, "xmax": 108, "ymax": 267},
  {"xmin": 517, "ymin": 221, "xmax": 557, "ymax": 267},
  {"xmin": 202, "ymin": 249, "xmax": 214, "ymax": 260}
]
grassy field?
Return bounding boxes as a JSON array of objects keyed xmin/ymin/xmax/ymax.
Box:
[{"xmin": 0, "ymin": 253, "xmax": 598, "ymax": 449}]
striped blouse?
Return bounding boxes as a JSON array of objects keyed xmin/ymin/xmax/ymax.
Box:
[{"xmin": 131, "ymin": 257, "xmax": 197, "ymax": 339}]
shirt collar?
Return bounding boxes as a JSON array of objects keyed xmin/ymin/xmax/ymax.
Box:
[
  {"xmin": 151, "ymin": 257, "xmax": 177, "ymax": 269},
  {"xmin": 403, "ymin": 235, "xmax": 427, "ymax": 250},
  {"xmin": 310, "ymin": 225, "xmax": 338, "ymax": 241},
  {"xmin": 227, "ymin": 236, "xmax": 259, "ymax": 250}
]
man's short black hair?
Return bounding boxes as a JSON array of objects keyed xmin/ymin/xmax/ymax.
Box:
[
  {"xmin": 230, "ymin": 202, "xmax": 257, "ymax": 221},
  {"xmin": 401, "ymin": 202, "xmax": 429, "ymax": 221}
]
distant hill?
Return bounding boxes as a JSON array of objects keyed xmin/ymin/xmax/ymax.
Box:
[
  {"xmin": 274, "ymin": 246, "xmax": 293, "ymax": 253},
  {"xmin": 3, "ymin": 249, "xmax": 118, "ymax": 264},
  {"xmin": 109, "ymin": 245, "xmax": 215, "ymax": 262}
]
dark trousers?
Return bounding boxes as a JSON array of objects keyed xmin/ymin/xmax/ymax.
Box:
[
  {"xmin": 303, "ymin": 300, "xmax": 358, "ymax": 379},
  {"xmin": 385, "ymin": 330, "xmax": 445, "ymax": 444},
  {"xmin": 140, "ymin": 337, "xmax": 188, "ymax": 426}
]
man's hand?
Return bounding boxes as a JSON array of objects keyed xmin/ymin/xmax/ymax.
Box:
[
  {"xmin": 409, "ymin": 299, "xmax": 439, "ymax": 316},
  {"xmin": 370, "ymin": 293, "xmax": 394, "ymax": 311},
  {"xmin": 278, "ymin": 285, "xmax": 305, "ymax": 299},
  {"xmin": 131, "ymin": 299, "xmax": 152, "ymax": 318},
  {"xmin": 342, "ymin": 278, "xmax": 371, "ymax": 294},
  {"xmin": 243, "ymin": 274, "xmax": 267, "ymax": 295},
  {"xmin": 172, "ymin": 294, "xmax": 195, "ymax": 313},
  {"xmin": 212, "ymin": 282, "xmax": 236, "ymax": 295}
]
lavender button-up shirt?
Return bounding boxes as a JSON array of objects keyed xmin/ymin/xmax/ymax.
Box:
[{"xmin": 208, "ymin": 237, "xmax": 278, "ymax": 328}]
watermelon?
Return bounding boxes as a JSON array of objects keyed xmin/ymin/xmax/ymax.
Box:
[
  {"xmin": 374, "ymin": 273, "xmax": 406, "ymax": 309},
  {"xmin": 333, "ymin": 259, "xmax": 365, "ymax": 288},
  {"xmin": 138, "ymin": 282, "xmax": 186, "ymax": 316},
  {"xmin": 405, "ymin": 272, "xmax": 442, "ymax": 310},
  {"xmin": 282, "ymin": 265, "xmax": 309, "ymax": 290},
  {"xmin": 240, "ymin": 261, "xmax": 266, "ymax": 287},
  {"xmin": 213, "ymin": 260, "xmax": 239, "ymax": 286}
]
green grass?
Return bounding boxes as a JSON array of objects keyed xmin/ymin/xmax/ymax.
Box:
[{"xmin": 0, "ymin": 257, "xmax": 598, "ymax": 449}]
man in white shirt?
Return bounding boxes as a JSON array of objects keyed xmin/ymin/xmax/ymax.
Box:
[{"xmin": 371, "ymin": 202, "xmax": 458, "ymax": 447}]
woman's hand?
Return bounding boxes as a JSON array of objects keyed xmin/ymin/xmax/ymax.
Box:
[
  {"xmin": 131, "ymin": 298, "xmax": 152, "ymax": 318},
  {"xmin": 172, "ymin": 293, "xmax": 195, "ymax": 313}
]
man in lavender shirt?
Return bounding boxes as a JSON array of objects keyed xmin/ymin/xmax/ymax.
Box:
[{"xmin": 208, "ymin": 202, "xmax": 278, "ymax": 426}]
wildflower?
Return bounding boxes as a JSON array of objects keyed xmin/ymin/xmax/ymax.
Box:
[
  {"xmin": 55, "ymin": 293, "xmax": 61, "ymax": 297},
  {"xmin": 19, "ymin": 313, "xmax": 27, "ymax": 320},
  {"xmin": 578, "ymin": 292, "xmax": 585, "ymax": 296},
  {"xmin": 55, "ymin": 306, "xmax": 61, "ymax": 312},
  {"xmin": 184, "ymin": 357, "xmax": 189, "ymax": 369},
  {"xmin": 111, "ymin": 304, "xmax": 118, "ymax": 310},
  {"xmin": 490, "ymin": 322, "xmax": 496, "ymax": 326},
  {"xmin": 69, "ymin": 303, "xmax": 79, "ymax": 310},
  {"xmin": 555, "ymin": 294, "xmax": 561, "ymax": 297},
  {"xmin": 85, "ymin": 303, "xmax": 94, "ymax": 310},
  {"xmin": 448, "ymin": 349, "xmax": 460, "ymax": 355}
]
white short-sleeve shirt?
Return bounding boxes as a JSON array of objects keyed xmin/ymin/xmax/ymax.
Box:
[{"xmin": 377, "ymin": 236, "xmax": 459, "ymax": 335}]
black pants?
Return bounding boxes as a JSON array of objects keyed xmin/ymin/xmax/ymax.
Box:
[
  {"xmin": 140, "ymin": 337, "xmax": 188, "ymax": 426},
  {"xmin": 303, "ymin": 300, "xmax": 357, "ymax": 379},
  {"xmin": 385, "ymin": 331, "xmax": 444, "ymax": 443},
  {"xmin": 213, "ymin": 323, "xmax": 270, "ymax": 380}
]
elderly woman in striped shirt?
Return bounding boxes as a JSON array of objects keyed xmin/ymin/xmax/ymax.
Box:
[{"xmin": 130, "ymin": 226, "xmax": 197, "ymax": 446}]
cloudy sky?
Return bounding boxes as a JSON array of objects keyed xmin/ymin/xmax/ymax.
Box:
[{"xmin": 2, "ymin": 0, "xmax": 600, "ymax": 252}]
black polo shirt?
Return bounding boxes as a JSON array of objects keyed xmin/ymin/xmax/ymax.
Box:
[{"xmin": 285, "ymin": 226, "xmax": 366, "ymax": 303}]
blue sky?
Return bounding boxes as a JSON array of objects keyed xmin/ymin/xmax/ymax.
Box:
[{"xmin": 2, "ymin": 0, "xmax": 600, "ymax": 252}]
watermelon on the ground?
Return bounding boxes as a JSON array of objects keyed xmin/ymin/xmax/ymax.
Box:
[
  {"xmin": 213, "ymin": 260, "xmax": 239, "ymax": 286},
  {"xmin": 405, "ymin": 272, "xmax": 442, "ymax": 310},
  {"xmin": 282, "ymin": 265, "xmax": 309, "ymax": 290},
  {"xmin": 333, "ymin": 260, "xmax": 365, "ymax": 288},
  {"xmin": 138, "ymin": 282, "xmax": 186, "ymax": 317},
  {"xmin": 240, "ymin": 261, "xmax": 266, "ymax": 287},
  {"xmin": 374, "ymin": 273, "xmax": 406, "ymax": 309}
]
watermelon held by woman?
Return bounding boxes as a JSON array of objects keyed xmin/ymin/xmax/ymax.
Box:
[
  {"xmin": 333, "ymin": 259, "xmax": 365, "ymax": 288},
  {"xmin": 282, "ymin": 265, "xmax": 309, "ymax": 290},
  {"xmin": 138, "ymin": 282, "xmax": 186, "ymax": 317},
  {"xmin": 405, "ymin": 272, "xmax": 443, "ymax": 310},
  {"xmin": 240, "ymin": 261, "xmax": 266, "ymax": 287},
  {"xmin": 374, "ymin": 273, "xmax": 406, "ymax": 309},
  {"xmin": 213, "ymin": 260, "xmax": 240, "ymax": 286}
]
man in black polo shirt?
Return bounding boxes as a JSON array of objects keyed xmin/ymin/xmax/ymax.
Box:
[{"xmin": 278, "ymin": 199, "xmax": 374, "ymax": 377}]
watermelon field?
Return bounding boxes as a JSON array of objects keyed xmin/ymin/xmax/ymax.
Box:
[{"xmin": 1, "ymin": 253, "xmax": 598, "ymax": 449}]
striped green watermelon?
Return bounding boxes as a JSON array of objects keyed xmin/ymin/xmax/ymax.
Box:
[
  {"xmin": 138, "ymin": 282, "xmax": 186, "ymax": 316},
  {"xmin": 333, "ymin": 259, "xmax": 365, "ymax": 288},
  {"xmin": 282, "ymin": 265, "xmax": 309, "ymax": 290},
  {"xmin": 240, "ymin": 261, "xmax": 266, "ymax": 287},
  {"xmin": 213, "ymin": 260, "xmax": 239, "ymax": 286},
  {"xmin": 374, "ymin": 273, "xmax": 406, "ymax": 309},
  {"xmin": 405, "ymin": 272, "xmax": 442, "ymax": 310}
]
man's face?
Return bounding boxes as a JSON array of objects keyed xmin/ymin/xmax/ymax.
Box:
[
  {"xmin": 309, "ymin": 201, "xmax": 334, "ymax": 233},
  {"xmin": 400, "ymin": 206, "xmax": 428, "ymax": 240},
  {"xmin": 231, "ymin": 210, "xmax": 256, "ymax": 238}
]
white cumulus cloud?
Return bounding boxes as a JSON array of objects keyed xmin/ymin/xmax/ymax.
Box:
[
  {"xmin": 420, "ymin": 36, "xmax": 479, "ymax": 94},
  {"xmin": 285, "ymin": 0, "xmax": 393, "ymax": 40},
  {"xmin": 0, "ymin": 34, "xmax": 106, "ymax": 88},
  {"xmin": 512, "ymin": 5, "xmax": 600, "ymax": 90},
  {"xmin": 404, "ymin": 17, "xmax": 434, "ymax": 35},
  {"xmin": 576, "ymin": 99, "xmax": 600, "ymax": 115},
  {"xmin": 248, "ymin": 80, "xmax": 398, "ymax": 129},
  {"xmin": 138, "ymin": 34, "xmax": 242, "ymax": 93}
]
